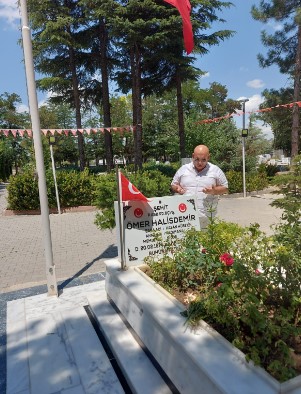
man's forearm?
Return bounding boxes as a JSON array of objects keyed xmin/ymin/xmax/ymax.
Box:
[{"xmin": 213, "ymin": 186, "xmax": 228, "ymax": 195}]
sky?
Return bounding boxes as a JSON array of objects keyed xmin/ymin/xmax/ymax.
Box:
[{"xmin": 0, "ymin": 0, "xmax": 292, "ymax": 137}]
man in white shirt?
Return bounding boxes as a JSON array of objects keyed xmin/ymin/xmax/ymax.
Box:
[{"xmin": 171, "ymin": 145, "xmax": 228, "ymax": 229}]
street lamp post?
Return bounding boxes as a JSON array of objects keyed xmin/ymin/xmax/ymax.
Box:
[
  {"xmin": 240, "ymin": 99, "xmax": 249, "ymax": 198},
  {"xmin": 49, "ymin": 136, "xmax": 61, "ymax": 214}
]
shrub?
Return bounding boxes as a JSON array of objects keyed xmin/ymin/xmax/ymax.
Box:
[
  {"xmin": 226, "ymin": 170, "xmax": 242, "ymax": 193},
  {"xmin": 55, "ymin": 169, "xmax": 95, "ymax": 207},
  {"xmin": 246, "ymin": 171, "xmax": 269, "ymax": 192},
  {"xmin": 7, "ymin": 166, "xmax": 40, "ymax": 210},
  {"xmin": 258, "ymin": 163, "xmax": 279, "ymax": 179},
  {"xmin": 88, "ymin": 165, "xmax": 108, "ymax": 174},
  {"xmin": 94, "ymin": 169, "xmax": 172, "ymax": 230},
  {"xmin": 226, "ymin": 170, "xmax": 269, "ymax": 194},
  {"xmin": 142, "ymin": 162, "xmax": 177, "ymax": 178},
  {"xmin": 6, "ymin": 165, "xmax": 270, "ymax": 213},
  {"xmin": 271, "ymin": 154, "xmax": 301, "ymax": 254},
  {"xmin": 93, "ymin": 172, "xmax": 117, "ymax": 229},
  {"xmin": 7, "ymin": 167, "xmax": 95, "ymax": 210}
]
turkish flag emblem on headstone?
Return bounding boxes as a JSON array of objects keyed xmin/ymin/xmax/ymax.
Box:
[{"xmin": 119, "ymin": 172, "xmax": 149, "ymax": 202}]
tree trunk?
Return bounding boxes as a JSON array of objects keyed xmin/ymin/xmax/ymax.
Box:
[
  {"xmin": 69, "ymin": 45, "xmax": 85, "ymax": 170},
  {"xmin": 130, "ymin": 44, "xmax": 143, "ymax": 170},
  {"xmin": 131, "ymin": 47, "xmax": 138, "ymax": 170},
  {"xmin": 291, "ymin": 24, "xmax": 301, "ymax": 158},
  {"xmin": 176, "ymin": 68, "xmax": 186, "ymax": 158},
  {"xmin": 99, "ymin": 18, "xmax": 114, "ymax": 171}
]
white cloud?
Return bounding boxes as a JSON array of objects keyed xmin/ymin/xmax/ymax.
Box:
[
  {"xmin": 233, "ymin": 95, "xmax": 262, "ymax": 128},
  {"xmin": 257, "ymin": 122, "xmax": 274, "ymax": 139},
  {"xmin": 18, "ymin": 94, "xmax": 49, "ymax": 111},
  {"xmin": 246, "ymin": 94, "xmax": 264, "ymax": 111},
  {"xmin": 0, "ymin": 0, "xmax": 20, "ymax": 28},
  {"xmin": 200, "ymin": 72, "xmax": 210, "ymax": 79},
  {"xmin": 267, "ymin": 21, "xmax": 283, "ymax": 32},
  {"xmin": 17, "ymin": 103, "xmax": 28, "ymax": 113},
  {"xmin": 236, "ymin": 94, "xmax": 263, "ymax": 112},
  {"xmin": 247, "ymin": 79, "xmax": 265, "ymax": 89}
]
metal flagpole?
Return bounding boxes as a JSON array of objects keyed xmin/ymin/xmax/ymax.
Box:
[
  {"xmin": 116, "ymin": 166, "xmax": 126, "ymax": 270},
  {"xmin": 20, "ymin": 0, "xmax": 58, "ymax": 296},
  {"xmin": 239, "ymin": 98, "xmax": 249, "ymax": 198}
]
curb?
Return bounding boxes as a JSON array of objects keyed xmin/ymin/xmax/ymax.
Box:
[
  {"xmin": 3, "ymin": 205, "xmax": 97, "ymax": 216},
  {"xmin": 220, "ymin": 186, "xmax": 279, "ymax": 199}
]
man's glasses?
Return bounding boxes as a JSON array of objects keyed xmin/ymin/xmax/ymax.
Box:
[{"xmin": 193, "ymin": 158, "xmax": 207, "ymax": 163}]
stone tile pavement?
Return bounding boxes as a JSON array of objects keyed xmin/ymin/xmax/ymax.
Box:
[
  {"xmin": 0, "ymin": 184, "xmax": 117, "ymax": 293},
  {"xmin": 217, "ymin": 191, "xmax": 283, "ymax": 235}
]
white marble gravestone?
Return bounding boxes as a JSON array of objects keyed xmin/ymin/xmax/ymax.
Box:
[{"xmin": 115, "ymin": 195, "xmax": 200, "ymax": 266}]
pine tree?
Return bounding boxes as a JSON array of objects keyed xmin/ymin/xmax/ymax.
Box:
[
  {"xmin": 252, "ymin": 0, "xmax": 301, "ymax": 157},
  {"xmin": 27, "ymin": 0, "xmax": 90, "ymax": 170}
]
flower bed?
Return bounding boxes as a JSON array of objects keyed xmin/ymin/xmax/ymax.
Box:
[
  {"xmin": 105, "ymin": 259, "xmax": 301, "ymax": 394},
  {"xmin": 144, "ymin": 219, "xmax": 301, "ymax": 383}
]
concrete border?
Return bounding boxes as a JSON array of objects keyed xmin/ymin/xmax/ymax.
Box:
[
  {"xmin": 3, "ymin": 205, "xmax": 97, "ymax": 216},
  {"xmin": 105, "ymin": 260, "xmax": 289, "ymax": 394}
]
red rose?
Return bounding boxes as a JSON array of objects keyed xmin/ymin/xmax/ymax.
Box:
[{"xmin": 219, "ymin": 253, "xmax": 234, "ymax": 266}]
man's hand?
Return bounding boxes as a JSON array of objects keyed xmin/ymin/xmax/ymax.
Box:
[
  {"xmin": 203, "ymin": 186, "xmax": 228, "ymax": 195},
  {"xmin": 172, "ymin": 185, "xmax": 186, "ymax": 194},
  {"xmin": 203, "ymin": 186, "xmax": 215, "ymax": 195}
]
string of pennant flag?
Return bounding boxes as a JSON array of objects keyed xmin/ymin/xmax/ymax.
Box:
[
  {"xmin": 1, "ymin": 100, "xmax": 301, "ymax": 138},
  {"xmin": 196, "ymin": 100, "xmax": 301, "ymax": 125},
  {"xmin": 0, "ymin": 126, "xmax": 134, "ymax": 138}
]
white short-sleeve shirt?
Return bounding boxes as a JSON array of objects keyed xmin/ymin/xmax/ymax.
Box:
[{"xmin": 171, "ymin": 161, "xmax": 228, "ymax": 218}]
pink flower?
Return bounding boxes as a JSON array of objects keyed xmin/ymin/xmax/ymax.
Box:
[
  {"xmin": 214, "ymin": 281, "xmax": 223, "ymax": 290},
  {"xmin": 219, "ymin": 253, "xmax": 234, "ymax": 266},
  {"xmin": 255, "ymin": 269, "xmax": 262, "ymax": 275}
]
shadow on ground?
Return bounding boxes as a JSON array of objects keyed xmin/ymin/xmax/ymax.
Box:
[{"xmin": 59, "ymin": 244, "xmax": 117, "ymax": 291}]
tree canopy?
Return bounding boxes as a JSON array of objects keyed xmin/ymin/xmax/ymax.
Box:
[{"xmin": 252, "ymin": 0, "xmax": 301, "ymax": 156}]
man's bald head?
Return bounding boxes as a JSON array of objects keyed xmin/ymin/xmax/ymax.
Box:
[{"xmin": 193, "ymin": 145, "xmax": 210, "ymax": 156}]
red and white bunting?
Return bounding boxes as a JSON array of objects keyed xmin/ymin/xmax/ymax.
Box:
[
  {"xmin": 0, "ymin": 126, "xmax": 134, "ymax": 138},
  {"xmin": 1, "ymin": 99, "xmax": 300, "ymax": 137},
  {"xmin": 195, "ymin": 100, "xmax": 301, "ymax": 125}
]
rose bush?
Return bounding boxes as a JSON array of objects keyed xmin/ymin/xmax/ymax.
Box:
[{"xmin": 145, "ymin": 220, "xmax": 301, "ymax": 382}]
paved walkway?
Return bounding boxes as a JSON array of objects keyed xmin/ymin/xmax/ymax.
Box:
[
  {"xmin": 0, "ymin": 184, "xmax": 117, "ymax": 293},
  {"xmin": 217, "ymin": 191, "xmax": 283, "ymax": 235}
]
